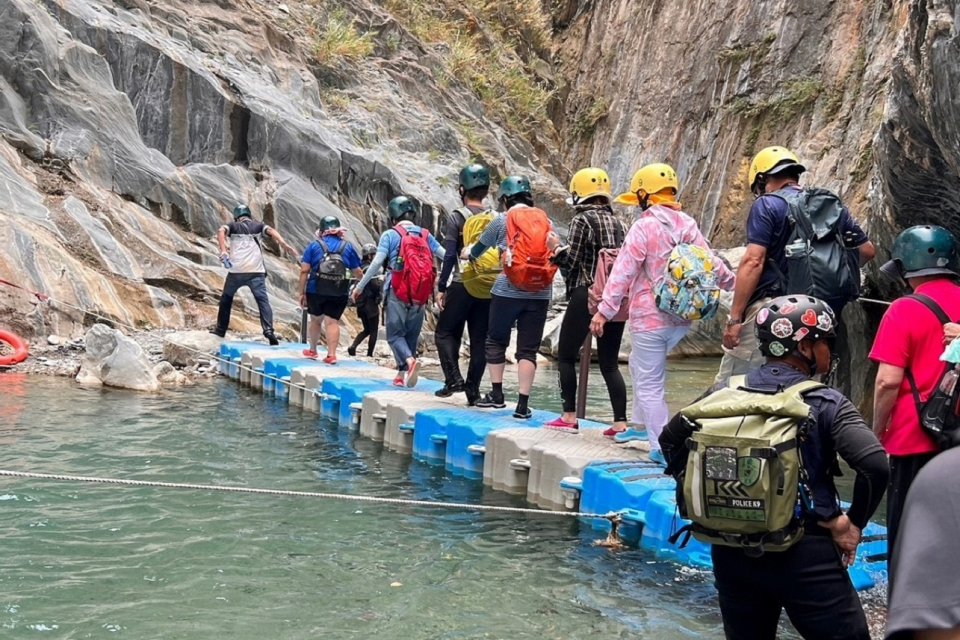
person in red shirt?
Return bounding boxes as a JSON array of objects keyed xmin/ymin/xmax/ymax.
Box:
[{"xmin": 869, "ymin": 224, "xmax": 960, "ymax": 566}]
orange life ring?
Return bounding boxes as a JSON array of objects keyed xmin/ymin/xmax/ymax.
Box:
[{"xmin": 0, "ymin": 330, "xmax": 28, "ymax": 365}]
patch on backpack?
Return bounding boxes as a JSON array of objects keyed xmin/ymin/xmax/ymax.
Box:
[{"xmin": 738, "ymin": 457, "xmax": 762, "ymax": 487}]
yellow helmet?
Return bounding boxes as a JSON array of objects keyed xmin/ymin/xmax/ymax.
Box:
[
  {"xmin": 614, "ymin": 163, "xmax": 679, "ymax": 205},
  {"xmin": 748, "ymin": 146, "xmax": 806, "ymax": 193},
  {"xmin": 568, "ymin": 168, "xmax": 611, "ymax": 204}
]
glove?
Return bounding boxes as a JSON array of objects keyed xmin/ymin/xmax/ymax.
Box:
[{"xmin": 220, "ymin": 253, "xmax": 232, "ymax": 268}]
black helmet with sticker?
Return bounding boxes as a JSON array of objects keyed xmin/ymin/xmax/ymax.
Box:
[{"xmin": 754, "ymin": 295, "xmax": 837, "ymax": 358}]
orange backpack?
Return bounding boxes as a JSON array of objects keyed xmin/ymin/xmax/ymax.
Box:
[{"xmin": 502, "ymin": 206, "xmax": 558, "ymax": 292}]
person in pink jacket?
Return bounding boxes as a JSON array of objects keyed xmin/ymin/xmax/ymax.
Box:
[{"xmin": 590, "ymin": 163, "xmax": 735, "ymax": 464}]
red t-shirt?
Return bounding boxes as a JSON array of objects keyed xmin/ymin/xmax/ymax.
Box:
[{"xmin": 869, "ymin": 279, "xmax": 960, "ymax": 455}]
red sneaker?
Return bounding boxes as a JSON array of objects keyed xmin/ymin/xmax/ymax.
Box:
[
  {"xmin": 323, "ymin": 355, "xmax": 337, "ymax": 365},
  {"xmin": 543, "ymin": 416, "xmax": 578, "ymax": 432},
  {"xmin": 603, "ymin": 427, "xmax": 627, "ymax": 437},
  {"xmin": 404, "ymin": 359, "xmax": 419, "ymax": 388},
  {"xmin": 392, "ymin": 375, "xmax": 405, "ymax": 387},
  {"xmin": 302, "ymin": 349, "xmax": 318, "ymax": 359}
]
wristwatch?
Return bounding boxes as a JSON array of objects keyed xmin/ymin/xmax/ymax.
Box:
[{"xmin": 725, "ymin": 317, "xmax": 743, "ymax": 327}]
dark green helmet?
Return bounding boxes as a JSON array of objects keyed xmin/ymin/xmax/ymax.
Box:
[
  {"xmin": 233, "ymin": 204, "xmax": 252, "ymax": 219},
  {"xmin": 881, "ymin": 225, "xmax": 959, "ymax": 279},
  {"xmin": 459, "ymin": 164, "xmax": 490, "ymax": 191},
  {"xmin": 319, "ymin": 215, "xmax": 340, "ymax": 232},
  {"xmin": 388, "ymin": 196, "xmax": 416, "ymax": 221},
  {"xmin": 496, "ymin": 175, "xmax": 532, "ymax": 201}
]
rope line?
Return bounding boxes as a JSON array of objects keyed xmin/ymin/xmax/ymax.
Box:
[{"xmin": 0, "ymin": 469, "xmax": 612, "ymax": 520}]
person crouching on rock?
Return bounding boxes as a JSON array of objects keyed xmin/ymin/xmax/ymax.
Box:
[
  {"xmin": 589, "ymin": 164, "xmax": 734, "ymax": 465},
  {"xmin": 348, "ymin": 243, "xmax": 383, "ymax": 358},
  {"xmin": 542, "ymin": 168, "xmax": 628, "ymax": 434},
  {"xmin": 298, "ymin": 215, "xmax": 363, "ymax": 364},
  {"xmin": 467, "ymin": 176, "xmax": 558, "ymax": 420},
  {"xmin": 351, "ymin": 196, "xmax": 445, "ymax": 388},
  {"xmin": 212, "ymin": 203, "xmax": 299, "ymax": 344}
]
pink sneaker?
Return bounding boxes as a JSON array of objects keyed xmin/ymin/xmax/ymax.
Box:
[
  {"xmin": 302, "ymin": 349, "xmax": 318, "ymax": 359},
  {"xmin": 543, "ymin": 416, "xmax": 578, "ymax": 432},
  {"xmin": 392, "ymin": 375, "xmax": 405, "ymax": 387},
  {"xmin": 323, "ymin": 355, "xmax": 337, "ymax": 365},
  {"xmin": 603, "ymin": 427, "xmax": 627, "ymax": 437}
]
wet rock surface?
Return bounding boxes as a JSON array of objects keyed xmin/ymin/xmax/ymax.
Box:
[{"xmin": 76, "ymin": 323, "xmax": 161, "ymax": 391}]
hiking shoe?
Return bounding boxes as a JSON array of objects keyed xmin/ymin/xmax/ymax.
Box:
[
  {"xmin": 392, "ymin": 375, "xmax": 405, "ymax": 387},
  {"xmin": 266, "ymin": 334, "xmax": 280, "ymax": 346},
  {"xmin": 347, "ymin": 346, "xmax": 357, "ymax": 357},
  {"xmin": 404, "ymin": 360, "xmax": 419, "ymax": 388},
  {"xmin": 513, "ymin": 407, "xmax": 533, "ymax": 420},
  {"xmin": 302, "ymin": 349, "xmax": 318, "ymax": 359},
  {"xmin": 465, "ymin": 391, "xmax": 480, "ymax": 407},
  {"xmin": 434, "ymin": 383, "xmax": 464, "ymax": 398},
  {"xmin": 209, "ymin": 329, "xmax": 226, "ymax": 338},
  {"xmin": 543, "ymin": 416, "xmax": 578, "ymax": 432},
  {"xmin": 323, "ymin": 355, "xmax": 337, "ymax": 365},
  {"xmin": 649, "ymin": 450, "xmax": 667, "ymax": 467},
  {"xmin": 475, "ymin": 393, "xmax": 506, "ymax": 409},
  {"xmin": 614, "ymin": 428, "xmax": 649, "ymax": 444}
]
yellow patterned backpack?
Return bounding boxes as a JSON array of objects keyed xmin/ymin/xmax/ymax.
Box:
[
  {"xmin": 655, "ymin": 243, "xmax": 721, "ymax": 321},
  {"xmin": 459, "ymin": 209, "xmax": 500, "ymax": 299}
]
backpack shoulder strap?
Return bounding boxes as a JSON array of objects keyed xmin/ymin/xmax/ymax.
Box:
[
  {"xmin": 727, "ymin": 375, "xmax": 748, "ymax": 390},
  {"xmin": 904, "ymin": 293, "xmax": 955, "ymax": 406},
  {"xmin": 784, "ymin": 380, "xmax": 826, "ymax": 396},
  {"xmin": 909, "ymin": 293, "xmax": 952, "ymax": 324},
  {"xmin": 394, "ymin": 224, "xmax": 408, "ymax": 237}
]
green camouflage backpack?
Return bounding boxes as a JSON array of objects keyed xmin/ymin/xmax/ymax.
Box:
[{"xmin": 674, "ymin": 376, "xmax": 823, "ymax": 555}]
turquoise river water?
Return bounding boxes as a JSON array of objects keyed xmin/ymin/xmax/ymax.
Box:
[{"xmin": 0, "ymin": 360, "xmax": 830, "ymax": 638}]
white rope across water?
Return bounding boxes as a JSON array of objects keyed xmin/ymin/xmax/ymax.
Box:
[{"xmin": 0, "ymin": 469, "xmax": 614, "ymax": 520}]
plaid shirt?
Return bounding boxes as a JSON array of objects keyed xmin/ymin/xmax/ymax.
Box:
[{"xmin": 552, "ymin": 206, "xmax": 626, "ymax": 292}]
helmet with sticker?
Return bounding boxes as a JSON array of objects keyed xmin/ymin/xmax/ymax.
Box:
[{"xmin": 755, "ymin": 295, "xmax": 836, "ymax": 358}]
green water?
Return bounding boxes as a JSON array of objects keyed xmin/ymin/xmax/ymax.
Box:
[{"xmin": 0, "ymin": 361, "xmax": 807, "ymax": 639}]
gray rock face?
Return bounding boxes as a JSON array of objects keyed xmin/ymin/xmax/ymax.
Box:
[{"xmin": 77, "ymin": 323, "xmax": 160, "ymax": 391}]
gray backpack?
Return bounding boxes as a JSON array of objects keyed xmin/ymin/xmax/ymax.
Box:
[{"xmin": 769, "ymin": 188, "xmax": 860, "ymax": 307}]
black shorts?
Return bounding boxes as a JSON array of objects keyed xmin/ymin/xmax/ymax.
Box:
[{"xmin": 306, "ymin": 294, "xmax": 348, "ymax": 320}]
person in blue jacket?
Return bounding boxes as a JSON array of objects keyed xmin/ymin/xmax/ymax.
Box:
[{"xmin": 298, "ymin": 215, "xmax": 363, "ymax": 364}]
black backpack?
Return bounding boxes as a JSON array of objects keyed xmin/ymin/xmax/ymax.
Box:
[
  {"xmin": 905, "ymin": 293, "xmax": 960, "ymax": 450},
  {"xmin": 768, "ymin": 188, "xmax": 861, "ymax": 307},
  {"xmin": 314, "ymin": 240, "xmax": 350, "ymax": 297}
]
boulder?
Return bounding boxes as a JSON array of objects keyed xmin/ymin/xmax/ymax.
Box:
[
  {"xmin": 77, "ymin": 324, "xmax": 160, "ymax": 391},
  {"xmin": 162, "ymin": 330, "xmax": 223, "ymax": 367},
  {"xmin": 153, "ymin": 360, "xmax": 193, "ymax": 387}
]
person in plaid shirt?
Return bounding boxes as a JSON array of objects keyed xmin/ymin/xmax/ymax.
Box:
[{"xmin": 544, "ymin": 168, "xmax": 628, "ymax": 433}]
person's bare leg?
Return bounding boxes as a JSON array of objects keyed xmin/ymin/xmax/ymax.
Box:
[
  {"xmin": 308, "ymin": 316, "xmax": 322, "ymax": 352},
  {"xmin": 517, "ymin": 360, "xmax": 536, "ymax": 395},
  {"xmin": 323, "ymin": 316, "xmax": 340, "ymax": 359}
]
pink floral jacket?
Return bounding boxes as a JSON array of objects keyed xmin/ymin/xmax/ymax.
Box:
[{"xmin": 598, "ymin": 204, "xmax": 736, "ymax": 334}]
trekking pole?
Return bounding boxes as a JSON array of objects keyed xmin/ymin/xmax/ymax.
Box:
[
  {"xmin": 576, "ymin": 334, "xmax": 592, "ymax": 420},
  {"xmin": 299, "ymin": 308, "xmax": 308, "ymax": 344}
]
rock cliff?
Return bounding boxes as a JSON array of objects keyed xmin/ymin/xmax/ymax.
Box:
[{"xmin": 1, "ymin": 0, "xmax": 958, "ymax": 408}]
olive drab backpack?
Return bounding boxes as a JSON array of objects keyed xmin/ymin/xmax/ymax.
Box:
[
  {"xmin": 503, "ymin": 206, "xmax": 558, "ymax": 292},
  {"xmin": 391, "ymin": 224, "xmax": 435, "ymax": 306},
  {"xmin": 314, "ymin": 240, "xmax": 351, "ymax": 297},
  {"xmin": 458, "ymin": 208, "xmax": 499, "ymax": 299},
  {"xmin": 671, "ymin": 377, "xmax": 824, "ymax": 554},
  {"xmin": 769, "ymin": 188, "xmax": 861, "ymax": 306},
  {"xmin": 655, "ymin": 242, "xmax": 722, "ymax": 321}
]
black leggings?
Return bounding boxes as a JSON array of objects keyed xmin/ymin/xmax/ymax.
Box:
[
  {"xmin": 887, "ymin": 451, "xmax": 937, "ymax": 583},
  {"xmin": 556, "ymin": 286, "xmax": 627, "ymax": 421},
  {"xmin": 350, "ymin": 309, "xmax": 380, "ymax": 357}
]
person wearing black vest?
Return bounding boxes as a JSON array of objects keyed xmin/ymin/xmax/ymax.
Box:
[
  {"xmin": 434, "ymin": 164, "xmax": 493, "ymax": 404},
  {"xmin": 661, "ymin": 295, "xmax": 889, "ymax": 640}
]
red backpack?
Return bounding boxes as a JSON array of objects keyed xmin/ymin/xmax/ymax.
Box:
[
  {"xmin": 503, "ymin": 206, "xmax": 558, "ymax": 292},
  {"xmin": 391, "ymin": 224, "xmax": 435, "ymax": 305}
]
